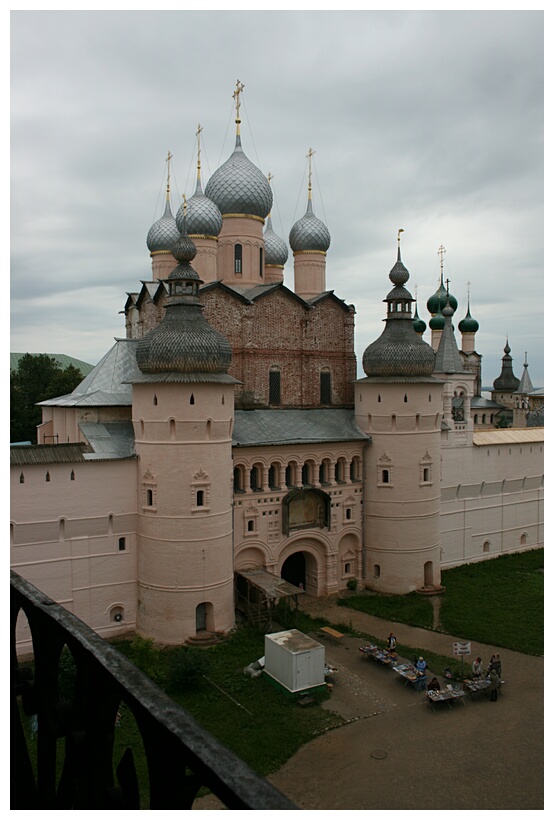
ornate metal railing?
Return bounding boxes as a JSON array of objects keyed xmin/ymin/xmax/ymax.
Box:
[{"xmin": 11, "ymin": 571, "xmax": 296, "ymax": 810}]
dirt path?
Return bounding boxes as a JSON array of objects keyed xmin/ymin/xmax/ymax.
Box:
[{"xmin": 195, "ymin": 595, "xmax": 543, "ymax": 810}]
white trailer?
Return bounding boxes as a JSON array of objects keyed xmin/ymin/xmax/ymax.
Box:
[{"xmin": 264, "ymin": 629, "xmax": 325, "ymax": 694}]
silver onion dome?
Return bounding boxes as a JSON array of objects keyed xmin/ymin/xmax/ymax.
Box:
[
  {"xmin": 146, "ymin": 198, "xmax": 180, "ymax": 253},
  {"xmin": 137, "ymin": 211, "xmax": 232, "ymax": 377},
  {"xmin": 264, "ymin": 216, "xmax": 289, "ymax": 266},
  {"xmin": 205, "ymin": 135, "xmax": 273, "ymax": 219},
  {"xmin": 176, "ymin": 178, "xmax": 223, "ymax": 238},
  {"xmin": 289, "ymin": 199, "xmax": 331, "ymax": 253},
  {"xmin": 362, "ymin": 248, "xmax": 435, "ymax": 378}
]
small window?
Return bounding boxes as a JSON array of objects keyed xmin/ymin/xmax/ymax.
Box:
[
  {"xmin": 19, "ymin": 473, "xmax": 24, "ymax": 484},
  {"xmin": 45, "ymin": 472, "xmax": 50, "ymax": 482},
  {"xmin": 344, "ymin": 562, "xmax": 351, "ymax": 574},
  {"xmin": 346, "ymin": 508, "xmax": 352, "ymax": 520},
  {"xmin": 247, "ymin": 519, "xmax": 254, "ymax": 532},
  {"xmin": 118, "ymin": 537, "xmax": 126, "ymax": 551},
  {"xmin": 382, "ymin": 469, "xmax": 389, "ymax": 484},
  {"xmin": 259, "ymin": 246, "xmax": 263, "ymax": 278},
  {"xmin": 250, "ymin": 466, "xmax": 261, "ymax": 492},
  {"xmin": 374, "ymin": 564, "xmax": 381, "ymax": 579},
  {"xmin": 234, "ymin": 467, "xmax": 244, "ymax": 493},
  {"xmin": 70, "ymin": 470, "xmax": 75, "ymax": 481},
  {"xmin": 302, "ymin": 463, "xmax": 311, "ymax": 486},
  {"xmin": 196, "ymin": 490, "xmax": 204, "ymax": 507},
  {"xmin": 404, "ymin": 394, "xmax": 408, "ymax": 403},
  {"xmin": 483, "ymin": 540, "xmax": 491, "ymax": 553},
  {"xmin": 234, "ymin": 243, "xmax": 242, "ymax": 274},
  {"xmin": 423, "ymin": 467, "xmax": 430, "ymax": 482},
  {"xmin": 153, "ymin": 394, "xmax": 158, "ymax": 405},
  {"xmin": 190, "ymin": 394, "xmax": 195, "ymax": 405},
  {"xmin": 378, "ymin": 394, "xmax": 381, "ymax": 403},
  {"xmin": 146, "ymin": 489, "xmax": 153, "ymax": 506},
  {"xmin": 269, "ymin": 370, "xmax": 281, "ymax": 405}
]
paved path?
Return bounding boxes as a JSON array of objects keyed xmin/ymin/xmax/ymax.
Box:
[{"xmin": 266, "ymin": 596, "xmax": 544, "ymax": 811}]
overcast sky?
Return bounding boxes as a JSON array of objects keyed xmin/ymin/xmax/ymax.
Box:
[{"xmin": 10, "ymin": 9, "xmax": 544, "ymax": 390}]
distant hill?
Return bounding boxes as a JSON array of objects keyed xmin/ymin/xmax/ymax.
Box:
[{"xmin": 10, "ymin": 352, "xmax": 95, "ymax": 377}]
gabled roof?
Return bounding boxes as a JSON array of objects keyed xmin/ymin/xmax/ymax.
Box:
[{"xmin": 233, "ymin": 408, "xmax": 368, "ymax": 447}]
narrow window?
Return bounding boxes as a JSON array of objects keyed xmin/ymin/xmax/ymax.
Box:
[
  {"xmin": 474, "ymin": 414, "xmax": 478, "ymax": 424},
  {"xmin": 335, "ymin": 461, "xmax": 342, "ymax": 482},
  {"xmin": 268, "ymin": 465, "xmax": 278, "ymax": 490},
  {"xmin": 234, "ymin": 467, "xmax": 244, "ymax": 492},
  {"xmin": 196, "ymin": 490, "xmax": 204, "ymax": 507},
  {"xmin": 285, "ymin": 464, "xmax": 294, "ymax": 487},
  {"xmin": 118, "ymin": 537, "xmax": 126, "ymax": 551},
  {"xmin": 70, "ymin": 470, "xmax": 75, "ymax": 480},
  {"xmin": 320, "ymin": 371, "xmax": 331, "ymax": 405},
  {"xmin": 45, "ymin": 472, "xmax": 50, "ymax": 482},
  {"xmin": 483, "ymin": 540, "xmax": 490, "ymax": 553},
  {"xmin": 250, "ymin": 466, "xmax": 261, "ymax": 492},
  {"xmin": 374, "ymin": 564, "xmax": 381, "ymax": 579},
  {"xmin": 302, "ymin": 463, "xmax": 310, "ymax": 486},
  {"xmin": 404, "ymin": 394, "xmax": 408, "ymax": 403},
  {"xmin": 423, "ymin": 467, "xmax": 430, "ymax": 482},
  {"xmin": 190, "ymin": 394, "xmax": 195, "ymax": 405},
  {"xmin": 153, "ymin": 394, "xmax": 158, "ymax": 405},
  {"xmin": 247, "ymin": 519, "xmax": 254, "ymax": 532},
  {"xmin": 378, "ymin": 394, "xmax": 381, "ymax": 402},
  {"xmin": 259, "ymin": 246, "xmax": 263, "ymax": 278},
  {"xmin": 146, "ymin": 489, "xmax": 153, "ymax": 506},
  {"xmin": 234, "ymin": 243, "xmax": 242, "ymax": 274},
  {"xmin": 19, "ymin": 473, "xmax": 24, "ymax": 484},
  {"xmin": 269, "ymin": 370, "xmax": 281, "ymax": 405},
  {"xmin": 346, "ymin": 508, "xmax": 352, "ymax": 520},
  {"xmin": 344, "ymin": 562, "xmax": 351, "ymax": 574},
  {"xmin": 382, "ymin": 469, "xmax": 389, "ymax": 484}
]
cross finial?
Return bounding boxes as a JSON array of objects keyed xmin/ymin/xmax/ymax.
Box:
[
  {"xmin": 233, "ymin": 80, "xmax": 245, "ymax": 133},
  {"xmin": 166, "ymin": 150, "xmax": 173, "ymax": 199},
  {"xmin": 445, "ymin": 277, "xmax": 450, "ymax": 298},
  {"xmin": 267, "ymin": 171, "xmax": 274, "ymax": 186},
  {"xmin": 196, "ymin": 124, "xmax": 203, "ymax": 179},
  {"xmin": 306, "ymin": 147, "xmax": 315, "ymax": 199},
  {"xmin": 182, "ymin": 193, "xmax": 187, "ymax": 218},
  {"xmin": 397, "ymin": 228, "xmax": 404, "ymax": 245},
  {"xmin": 438, "ymin": 244, "xmax": 446, "ymax": 283}
]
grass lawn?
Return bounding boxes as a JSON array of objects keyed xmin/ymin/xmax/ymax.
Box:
[{"xmin": 337, "ymin": 548, "xmax": 543, "ymax": 655}]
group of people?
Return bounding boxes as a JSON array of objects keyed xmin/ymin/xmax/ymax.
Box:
[{"xmin": 472, "ymin": 653, "xmax": 503, "ymax": 701}]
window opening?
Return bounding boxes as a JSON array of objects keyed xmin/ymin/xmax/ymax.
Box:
[
  {"xmin": 269, "ymin": 370, "xmax": 281, "ymax": 405},
  {"xmin": 320, "ymin": 371, "xmax": 331, "ymax": 405},
  {"xmin": 234, "ymin": 243, "xmax": 242, "ymax": 274}
]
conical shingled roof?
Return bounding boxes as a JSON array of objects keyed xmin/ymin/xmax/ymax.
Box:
[
  {"xmin": 514, "ymin": 354, "xmax": 534, "ymax": 394},
  {"xmin": 433, "ymin": 301, "xmax": 464, "ymax": 374},
  {"xmin": 146, "ymin": 198, "xmax": 180, "ymax": 253},
  {"xmin": 205, "ymin": 135, "xmax": 273, "ymax": 219},
  {"xmin": 362, "ymin": 248, "xmax": 435, "ymax": 378},
  {"xmin": 493, "ymin": 341, "xmax": 520, "ymax": 392}
]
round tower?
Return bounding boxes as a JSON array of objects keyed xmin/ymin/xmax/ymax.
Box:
[
  {"xmin": 176, "ymin": 125, "xmax": 222, "ymax": 284},
  {"xmin": 355, "ymin": 232, "xmax": 443, "ymax": 594},
  {"xmin": 146, "ymin": 151, "xmax": 181, "ymax": 281},
  {"xmin": 205, "ymin": 81, "xmax": 272, "ymax": 286},
  {"xmin": 289, "ymin": 148, "xmax": 330, "ymax": 300},
  {"xmin": 132, "ymin": 200, "xmax": 239, "ymax": 644}
]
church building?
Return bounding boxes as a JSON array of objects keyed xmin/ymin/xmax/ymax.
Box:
[{"xmin": 11, "ymin": 84, "xmax": 543, "ymax": 650}]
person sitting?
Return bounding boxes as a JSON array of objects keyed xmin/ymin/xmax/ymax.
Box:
[
  {"xmin": 416, "ymin": 656, "xmax": 427, "ymax": 675},
  {"xmin": 472, "ymin": 657, "xmax": 484, "ymax": 678},
  {"xmin": 427, "ymin": 677, "xmax": 440, "ymax": 691}
]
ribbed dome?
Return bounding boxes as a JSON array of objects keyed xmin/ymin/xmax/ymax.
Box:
[
  {"xmin": 176, "ymin": 178, "xmax": 223, "ymax": 237},
  {"xmin": 362, "ymin": 248, "xmax": 435, "ymax": 378},
  {"xmin": 264, "ymin": 216, "xmax": 288, "ymax": 265},
  {"xmin": 137, "ymin": 216, "xmax": 232, "ymax": 377},
  {"xmin": 289, "ymin": 199, "xmax": 331, "ymax": 252},
  {"xmin": 427, "ymin": 279, "xmax": 458, "ymax": 315},
  {"xmin": 205, "ymin": 135, "xmax": 273, "ymax": 219},
  {"xmin": 146, "ymin": 198, "xmax": 180, "ymax": 253}
]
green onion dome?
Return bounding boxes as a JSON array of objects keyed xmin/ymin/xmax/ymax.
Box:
[
  {"xmin": 427, "ymin": 279, "xmax": 458, "ymax": 315},
  {"xmin": 458, "ymin": 305, "xmax": 479, "ymax": 333},
  {"xmin": 412, "ymin": 303, "xmax": 426, "ymax": 334}
]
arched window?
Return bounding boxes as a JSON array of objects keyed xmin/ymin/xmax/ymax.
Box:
[
  {"xmin": 302, "ymin": 462, "xmax": 311, "ymax": 486},
  {"xmin": 250, "ymin": 466, "xmax": 261, "ymax": 492},
  {"xmin": 483, "ymin": 540, "xmax": 491, "ymax": 553},
  {"xmin": 285, "ymin": 463, "xmax": 295, "ymax": 488},
  {"xmin": 45, "ymin": 472, "xmax": 50, "ymax": 482},
  {"xmin": 373, "ymin": 564, "xmax": 381, "ymax": 579},
  {"xmin": 234, "ymin": 243, "xmax": 242, "ymax": 274},
  {"xmin": 269, "ymin": 370, "xmax": 281, "ymax": 405},
  {"xmin": 268, "ymin": 464, "xmax": 279, "ymax": 490},
  {"xmin": 153, "ymin": 394, "xmax": 158, "ymax": 405},
  {"xmin": 474, "ymin": 414, "xmax": 478, "ymax": 424},
  {"xmin": 233, "ymin": 466, "xmax": 244, "ymax": 492},
  {"xmin": 404, "ymin": 394, "xmax": 408, "ymax": 403},
  {"xmin": 118, "ymin": 537, "xmax": 126, "ymax": 551}
]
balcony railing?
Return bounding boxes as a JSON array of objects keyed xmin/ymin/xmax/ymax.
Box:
[{"xmin": 11, "ymin": 571, "xmax": 296, "ymax": 810}]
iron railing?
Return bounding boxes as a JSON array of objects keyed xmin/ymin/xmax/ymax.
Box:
[{"xmin": 11, "ymin": 571, "xmax": 296, "ymax": 810}]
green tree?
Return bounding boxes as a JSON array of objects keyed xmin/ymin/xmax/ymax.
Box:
[{"xmin": 10, "ymin": 354, "xmax": 83, "ymax": 443}]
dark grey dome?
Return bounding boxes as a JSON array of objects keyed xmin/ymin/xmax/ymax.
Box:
[
  {"xmin": 362, "ymin": 248, "xmax": 435, "ymax": 378},
  {"xmin": 205, "ymin": 135, "xmax": 273, "ymax": 219},
  {"xmin": 176, "ymin": 178, "xmax": 223, "ymax": 237},
  {"xmin": 264, "ymin": 216, "xmax": 288, "ymax": 266},
  {"xmin": 137, "ymin": 217, "xmax": 232, "ymax": 376},
  {"xmin": 146, "ymin": 199, "xmax": 180, "ymax": 253},
  {"xmin": 289, "ymin": 199, "xmax": 331, "ymax": 252}
]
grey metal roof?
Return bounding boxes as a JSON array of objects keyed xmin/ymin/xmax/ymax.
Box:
[
  {"xmin": 471, "ymin": 396, "xmax": 502, "ymax": 409},
  {"xmin": 264, "ymin": 216, "xmax": 289, "ymax": 266},
  {"xmin": 289, "ymin": 199, "xmax": 331, "ymax": 252},
  {"xmin": 38, "ymin": 339, "xmax": 140, "ymax": 407},
  {"xmin": 433, "ymin": 312, "xmax": 465, "ymax": 375},
  {"xmin": 176, "ymin": 178, "xmax": 223, "ymax": 238},
  {"xmin": 205, "ymin": 135, "xmax": 273, "ymax": 219},
  {"xmin": 11, "ymin": 442, "xmax": 93, "ymax": 465},
  {"xmin": 146, "ymin": 198, "xmax": 180, "ymax": 253},
  {"xmin": 514, "ymin": 362, "xmax": 534, "ymax": 394},
  {"xmin": 232, "ymin": 409, "xmax": 368, "ymax": 447},
  {"xmin": 79, "ymin": 422, "xmax": 136, "ymax": 460}
]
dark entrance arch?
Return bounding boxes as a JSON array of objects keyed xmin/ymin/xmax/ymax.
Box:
[{"xmin": 281, "ymin": 552, "xmax": 306, "ymax": 589}]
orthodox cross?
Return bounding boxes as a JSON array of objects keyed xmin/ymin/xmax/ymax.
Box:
[
  {"xmin": 196, "ymin": 124, "xmax": 203, "ymax": 178},
  {"xmin": 166, "ymin": 150, "xmax": 172, "ymax": 198},
  {"xmin": 233, "ymin": 80, "xmax": 245, "ymax": 130},
  {"xmin": 437, "ymin": 244, "xmax": 446, "ymax": 285},
  {"xmin": 267, "ymin": 171, "xmax": 274, "ymax": 186},
  {"xmin": 306, "ymin": 147, "xmax": 315, "ymax": 198},
  {"xmin": 397, "ymin": 227, "xmax": 404, "ymax": 246}
]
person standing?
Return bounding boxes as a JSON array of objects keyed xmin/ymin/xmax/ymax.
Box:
[
  {"xmin": 489, "ymin": 668, "xmax": 499, "ymax": 702},
  {"xmin": 472, "ymin": 657, "xmax": 483, "ymax": 678},
  {"xmin": 387, "ymin": 632, "xmax": 397, "ymax": 652},
  {"xmin": 416, "ymin": 656, "xmax": 427, "ymax": 675}
]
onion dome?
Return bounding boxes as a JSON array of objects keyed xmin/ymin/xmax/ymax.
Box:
[
  {"xmin": 492, "ymin": 340, "xmax": 520, "ymax": 392},
  {"xmin": 427, "ymin": 277, "xmax": 458, "ymax": 316},
  {"xmin": 458, "ymin": 296, "xmax": 479, "ymax": 334},
  {"xmin": 136, "ymin": 202, "xmax": 232, "ymax": 378},
  {"xmin": 146, "ymin": 197, "xmax": 180, "ymax": 253},
  {"xmin": 429, "ymin": 313, "xmax": 445, "ymax": 331},
  {"xmin": 412, "ymin": 302, "xmax": 426, "ymax": 334},
  {"xmin": 176, "ymin": 177, "xmax": 223, "ymax": 238},
  {"xmin": 289, "ymin": 198, "xmax": 331, "ymax": 253},
  {"xmin": 362, "ymin": 243, "xmax": 436, "ymax": 378},
  {"xmin": 264, "ymin": 215, "xmax": 289, "ymax": 266},
  {"xmin": 205, "ymin": 134, "xmax": 273, "ymax": 219}
]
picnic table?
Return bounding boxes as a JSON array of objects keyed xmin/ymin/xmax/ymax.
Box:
[
  {"xmin": 392, "ymin": 663, "xmax": 427, "ymax": 692},
  {"xmin": 359, "ymin": 644, "xmax": 397, "ymax": 666}
]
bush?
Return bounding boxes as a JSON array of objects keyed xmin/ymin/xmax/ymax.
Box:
[{"xmin": 346, "ymin": 578, "xmax": 358, "ymax": 592}]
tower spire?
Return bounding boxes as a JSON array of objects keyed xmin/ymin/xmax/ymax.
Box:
[
  {"xmin": 306, "ymin": 147, "xmax": 315, "ymax": 201},
  {"xmin": 233, "ymin": 79, "xmax": 245, "ymax": 137}
]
